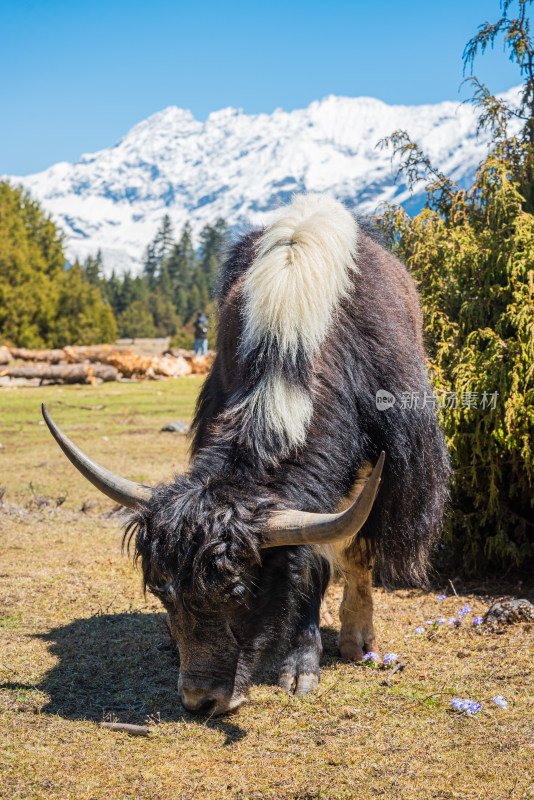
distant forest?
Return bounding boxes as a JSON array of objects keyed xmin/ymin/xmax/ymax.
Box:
[
  {"xmin": 83, "ymin": 215, "xmax": 232, "ymax": 348},
  {"xmin": 0, "ymin": 181, "xmax": 231, "ymax": 349}
]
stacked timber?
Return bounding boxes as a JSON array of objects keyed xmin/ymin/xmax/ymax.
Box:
[
  {"xmin": 3, "ymin": 364, "xmax": 119, "ymax": 384},
  {"xmin": 0, "ymin": 345, "xmax": 215, "ymax": 385}
]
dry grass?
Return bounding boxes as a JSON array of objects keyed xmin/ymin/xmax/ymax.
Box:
[{"xmin": 1, "ymin": 380, "xmax": 533, "ymax": 800}]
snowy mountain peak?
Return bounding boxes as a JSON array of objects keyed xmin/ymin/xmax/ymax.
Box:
[{"xmin": 4, "ymin": 88, "xmax": 521, "ymax": 275}]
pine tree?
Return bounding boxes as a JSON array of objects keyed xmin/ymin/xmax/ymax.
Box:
[
  {"xmin": 376, "ymin": 0, "xmax": 534, "ymax": 573},
  {"xmin": 153, "ymin": 214, "xmax": 174, "ymax": 266},
  {"xmin": 167, "ymin": 222, "xmax": 196, "ymax": 292},
  {"xmin": 82, "ymin": 250, "xmax": 104, "ymax": 286},
  {"xmin": 143, "ymin": 243, "xmax": 158, "ymax": 289},
  {"xmin": 0, "ymin": 182, "xmax": 116, "ymax": 347},
  {"xmin": 50, "ymin": 263, "xmax": 118, "ymax": 346},
  {"xmin": 118, "ymin": 300, "xmax": 156, "ymax": 340},
  {"xmin": 198, "ymin": 218, "xmax": 230, "ymax": 293}
]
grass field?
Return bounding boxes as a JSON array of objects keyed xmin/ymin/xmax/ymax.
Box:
[{"xmin": 1, "ymin": 379, "xmax": 533, "ymax": 800}]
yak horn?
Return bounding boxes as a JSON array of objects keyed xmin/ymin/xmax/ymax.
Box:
[
  {"xmin": 262, "ymin": 452, "xmax": 385, "ymax": 547},
  {"xmin": 41, "ymin": 404, "xmax": 153, "ymax": 508}
]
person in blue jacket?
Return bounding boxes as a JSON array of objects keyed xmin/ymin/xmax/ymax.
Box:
[{"xmin": 194, "ymin": 310, "xmax": 209, "ymax": 356}]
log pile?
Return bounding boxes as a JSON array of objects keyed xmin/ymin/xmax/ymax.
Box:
[{"xmin": 0, "ymin": 345, "xmax": 215, "ymax": 385}]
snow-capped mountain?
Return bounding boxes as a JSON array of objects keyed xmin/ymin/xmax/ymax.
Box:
[{"xmin": 5, "ymin": 89, "xmax": 520, "ymax": 274}]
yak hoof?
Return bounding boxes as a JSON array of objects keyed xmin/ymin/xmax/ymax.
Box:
[
  {"xmin": 278, "ymin": 670, "xmax": 319, "ymax": 697},
  {"xmin": 277, "ymin": 628, "xmax": 322, "ymax": 697},
  {"xmin": 339, "ymin": 638, "xmax": 380, "ymax": 663}
]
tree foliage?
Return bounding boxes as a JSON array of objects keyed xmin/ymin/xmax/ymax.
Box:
[
  {"xmin": 93, "ymin": 217, "xmax": 231, "ymax": 344},
  {"xmin": 377, "ymin": 0, "xmax": 534, "ymax": 573},
  {"xmin": 0, "ymin": 183, "xmax": 117, "ymax": 347}
]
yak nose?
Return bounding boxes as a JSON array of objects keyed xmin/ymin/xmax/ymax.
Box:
[
  {"xmin": 179, "ymin": 683, "xmax": 246, "ymax": 716},
  {"xmin": 182, "ymin": 692, "xmax": 216, "ymax": 715}
]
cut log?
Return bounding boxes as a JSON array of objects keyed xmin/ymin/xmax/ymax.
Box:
[
  {"xmin": 165, "ymin": 348, "xmax": 216, "ymax": 361},
  {"xmin": 150, "ymin": 355, "xmax": 193, "ymax": 377},
  {"xmin": 0, "ymin": 364, "xmax": 119, "ymax": 384},
  {"xmin": 105, "ymin": 352, "xmax": 193, "ymax": 378},
  {"xmin": 190, "ymin": 355, "xmax": 214, "ymax": 375},
  {"xmin": 9, "ymin": 347, "xmax": 66, "ymax": 363},
  {"xmin": 63, "ymin": 345, "xmax": 130, "ymax": 364},
  {"xmin": 105, "ymin": 352, "xmax": 158, "ymax": 377},
  {"xmin": 2, "ymin": 344, "xmax": 213, "ymax": 380}
]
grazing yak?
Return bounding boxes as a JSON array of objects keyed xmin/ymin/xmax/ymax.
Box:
[{"xmin": 43, "ymin": 194, "xmax": 449, "ymax": 716}]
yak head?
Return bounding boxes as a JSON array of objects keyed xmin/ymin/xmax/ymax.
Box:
[
  {"xmin": 42, "ymin": 404, "xmax": 383, "ymax": 716},
  {"xmin": 127, "ymin": 475, "xmax": 279, "ymax": 716}
]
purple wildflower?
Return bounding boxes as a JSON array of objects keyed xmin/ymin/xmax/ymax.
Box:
[
  {"xmin": 460, "ymin": 604, "xmax": 471, "ymax": 614},
  {"xmin": 437, "ymin": 594, "xmax": 447, "ymax": 600},
  {"xmin": 467, "ymin": 701, "xmax": 482, "ymax": 714},
  {"xmin": 363, "ymin": 651, "xmax": 379, "ymax": 663},
  {"xmin": 437, "ymin": 617, "xmax": 447, "ymax": 625},
  {"xmin": 425, "ymin": 620, "xmax": 434, "ymax": 625},
  {"xmin": 448, "ymin": 617, "xmax": 458, "ymax": 626},
  {"xmin": 472, "ymin": 616, "xmax": 483, "ymax": 626},
  {"xmin": 450, "ymin": 698, "xmax": 482, "ymax": 714},
  {"xmin": 382, "ymin": 653, "xmax": 398, "ymax": 666},
  {"xmin": 493, "ymin": 695, "xmax": 508, "ymax": 709},
  {"xmin": 415, "ymin": 626, "xmax": 425, "ymax": 634}
]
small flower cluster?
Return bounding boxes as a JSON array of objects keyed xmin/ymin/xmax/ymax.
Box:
[
  {"xmin": 414, "ymin": 600, "xmax": 485, "ymax": 632},
  {"xmin": 493, "ymin": 695, "xmax": 508, "ymax": 709},
  {"xmin": 362, "ymin": 651, "xmax": 401, "ymax": 668},
  {"xmin": 363, "ymin": 651, "xmax": 380, "ymax": 666},
  {"xmin": 457, "ymin": 604, "xmax": 471, "ymax": 617},
  {"xmin": 450, "ymin": 697, "xmax": 482, "ymax": 714}
]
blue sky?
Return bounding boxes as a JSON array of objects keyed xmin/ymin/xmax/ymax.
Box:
[{"xmin": 1, "ymin": 0, "xmax": 521, "ymax": 175}]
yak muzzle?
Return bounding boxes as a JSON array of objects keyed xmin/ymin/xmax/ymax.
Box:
[{"xmin": 179, "ymin": 678, "xmax": 247, "ymax": 716}]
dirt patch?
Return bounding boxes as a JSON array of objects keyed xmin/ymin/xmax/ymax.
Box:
[{"xmin": 1, "ymin": 382, "xmax": 533, "ymax": 800}]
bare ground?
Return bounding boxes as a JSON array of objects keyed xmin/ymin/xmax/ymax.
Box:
[{"xmin": 0, "ymin": 380, "xmax": 533, "ymax": 800}]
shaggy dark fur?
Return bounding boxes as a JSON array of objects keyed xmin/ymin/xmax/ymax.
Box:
[
  {"xmin": 126, "ymin": 218, "xmax": 450, "ymax": 710},
  {"xmin": 186, "ymin": 227, "xmax": 450, "ymax": 586}
]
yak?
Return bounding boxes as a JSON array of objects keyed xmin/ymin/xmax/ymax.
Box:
[{"xmin": 43, "ymin": 193, "xmax": 450, "ymax": 716}]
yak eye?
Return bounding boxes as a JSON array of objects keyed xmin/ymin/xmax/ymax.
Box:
[{"xmin": 149, "ymin": 581, "xmax": 175, "ymax": 601}]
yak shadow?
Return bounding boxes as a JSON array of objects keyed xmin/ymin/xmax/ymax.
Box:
[
  {"xmin": 3, "ymin": 612, "xmax": 343, "ymax": 745},
  {"xmin": 2, "ymin": 610, "xmax": 245, "ymax": 745}
]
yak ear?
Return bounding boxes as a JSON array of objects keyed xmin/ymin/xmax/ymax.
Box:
[
  {"xmin": 261, "ymin": 453, "xmax": 385, "ymax": 548},
  {"xmin": 41, "ymin": 403, "xmax": 154, "ymax": 509}
]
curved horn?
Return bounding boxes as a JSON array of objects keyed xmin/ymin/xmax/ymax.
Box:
[
  {"xmin": 262, "ymin": 452, "xmax": 385, "ymax": 547},
  {"xmin": 41, "ymin": 403, "xmax": 153, "ymax": 508}
]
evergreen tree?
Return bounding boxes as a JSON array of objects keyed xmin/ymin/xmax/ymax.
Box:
[
  {"xmin": 149, "ymin": 288, "xmax": 179, "ymax": 336},
  {"xmin": 198, "ymin": 218, "xmax": 230, "ymax": 293},
  {"xmin": 377, "ymin": 0, "xmax": 534, "ymax": 573},
  {"xmin": 143, "ymin": 243, "xmax": 158, "ymax": 289},
  {"xmin": 0, "ymin": 182, "xmax": 116, "ymax": 347},
  {"xmin": 153, "ymin": 214, "xmax": 174, "ymax": 265},
  {"xmin": 50, "ymin": 263, "xmax": 118, "ymax": 346},
  {"xmin": 167, "ymin": 221, "xmax": 196, "ymax": 293},
  {"xmin": 118, "ymin": 300, "xmax": 156, "ymax": 340},
  {"xmin": 82, "ymin": 250, "xmax": 104, "ymax": 286}
]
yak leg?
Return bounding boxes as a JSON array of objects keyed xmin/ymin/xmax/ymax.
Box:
[
  {"xmin": 278, "ymin": 570, "xmax": 325, "ymax": 697},
  {"xmin": 333, "ymin": 461, "xmax": 378, "ymax": 662},
  {"xmin": 334, "ymin": 538, "xmax": 377, "ymax": 662}
]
